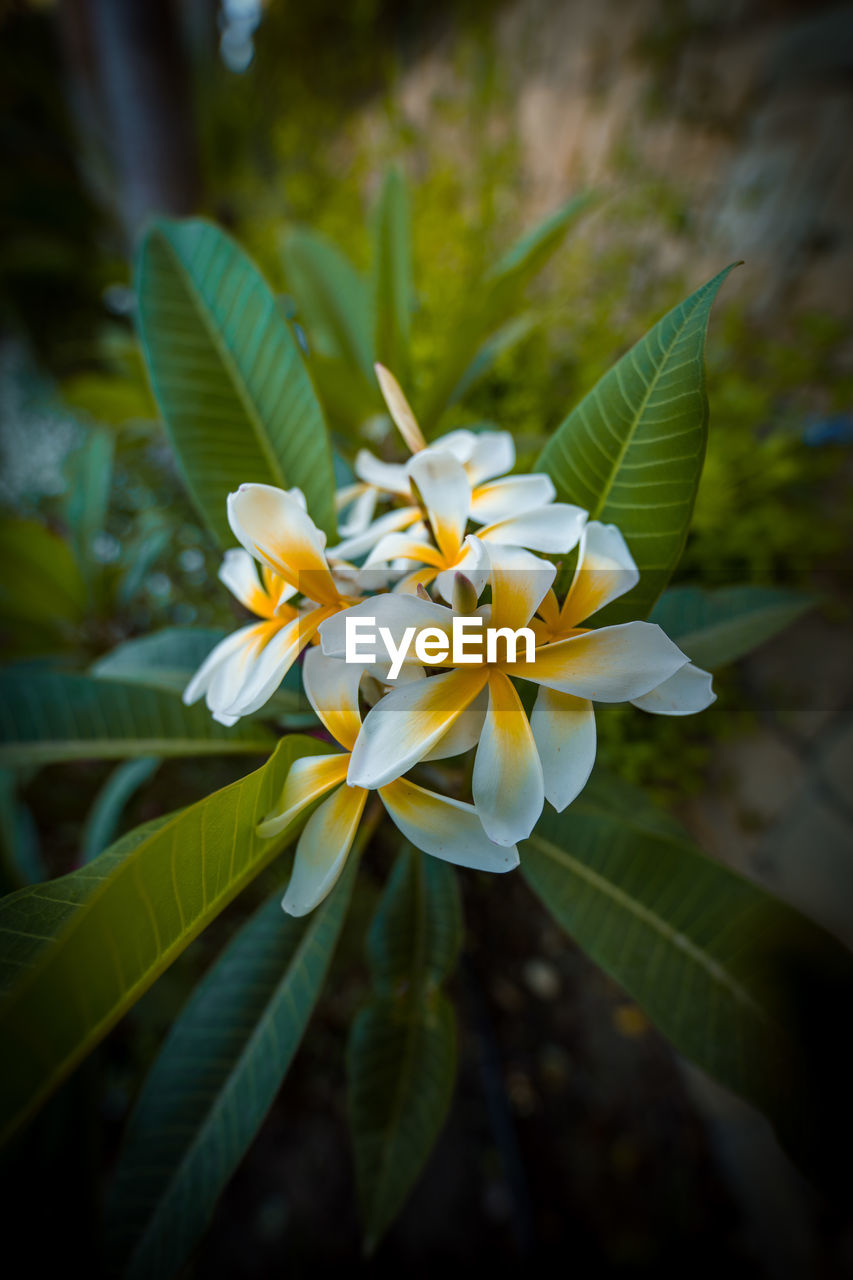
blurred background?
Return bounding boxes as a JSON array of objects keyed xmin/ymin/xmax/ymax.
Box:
[{"xmin": 1, "ymin": 0, "xmax": 852, "ymax": 1274}]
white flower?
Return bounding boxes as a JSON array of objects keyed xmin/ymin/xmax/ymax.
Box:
[
  {"xmin": 320, "ymin": 523, "xmax": 714, "ymax": 846},
  {"xmin": 257, "ymin": 648, "xmax": 517, "ymax": 916},
  {"xmin": 331, "ymin": 364, "xmax": 562, "ymax": 562},
  {"xmin": 183, "ymin": 484, "xmax": 361, "ymax": 725}
]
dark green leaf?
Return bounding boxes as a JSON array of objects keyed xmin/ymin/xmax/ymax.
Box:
[
  {"xmin": 0, "ymin": 735, "xmax": 327, "ymax": 1144},
  {"xmin": 80, "ymin": 757, "xmax": 160, "ymax": 863},
  {"xmin": 136, "ymin": 218, "xmax": 336, "ymax": 543},
  {"xmin": 106, "ymin": 855, "xmax": 359, "ymax": 1280},
  {"xmin": 348, "ymin": 846, "xmax": 461, "ymax": 1251},
  {"xmin": 63, "ymin": 426, "xmax": 115, "ymax": 580},
  {"xmin": 521, "ymin": 772, "xmax": 853, "ymax": 1184},
  {"xmin": 0, "ymin": 669, "xmax": 275, "ymax": 766},
  {"xmin": 282, "ymin": 228, "xmax": 375, "ymax": 381},
  {"xmin": 648, "ymin": 584, "xmax": 815, "ymax": 669},
  {"xmin": 537, "ymin": 265, "xmax": 738, "ymax": 621}
]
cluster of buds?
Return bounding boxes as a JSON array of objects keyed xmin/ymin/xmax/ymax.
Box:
[{"xmin": 185, "ymin": 368, "xmax": 713, "ymax": 915}]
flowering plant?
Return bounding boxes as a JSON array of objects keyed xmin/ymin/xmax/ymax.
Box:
[{"xmin": 1, "ymin": 186, "xmax": 848, "ymax": 1271}]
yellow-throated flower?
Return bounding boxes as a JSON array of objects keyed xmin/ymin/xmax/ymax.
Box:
[
  {"xmin": 320, "ymin": 526, "xmax": 712, "ymax": 846},
  {"xmin": 257, "ymin": 647, "xmax": 518, "ymax": 916},
  {"xmin": 183, "ymin": 483, "xmax": 361, "ymax": 725},
  {"xmin": 332, "ymin": 364, "xmax": 561, "ymax": 561}
]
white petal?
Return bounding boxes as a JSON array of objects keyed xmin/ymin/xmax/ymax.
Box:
[
  {"xmin": 347, "ymin": 666, "xmax": 488, "ymax": 789},
  {"xmin": 221, "ymin": 609, "xmax": 326, "ymax": 719},
  {"xmin": 380, "ymin": 777, "xmax": 518, "ymax": 872},
  {"xmin": 422, "ymin": 687, "xmax": 488, "ymax": 759},
  {"xmin": 227, "ymin": 483, "xmax": 337, "ymax": 604},
  {"xmin": 281, "ymin": 782, "xmax": 366, "ymax": 916},
  {"xmin": 257, "ymin": 753, "xmax": 350, "ymax": 837},
  {"xmin": 302, "ymin": 647, "xmax": 364, "ymax": 749},
  {"xmin": 481, "ymin": 541, "xmax": 555, "ymax": 632},
  {"xmin": 506, "ymin": 621, "xmax": 689, "ymax": 701},
  {"xmin": 530, "ymin": 688, "xmax": 596, "ymax": 811},
  {"xmin": 631, "ymin": 663, "xmax": 716, "ymax": 716},
  {"xmin": 330, "ymin": 505, "xmax": 421, "ymax": 562},
  {"xmin": 319, "ymin": 593, "xmax": 454, "ymax": 660},
  {"xmin": 182, "ymin": 623, "xmax": 267, "ymax": 707},
  {"xmin": 353, "ymin": 449, "xmax": 412, "ymax": 495},
  {"xmin": 374, "ymin": 364, "xmax": 427, "ymax": 453},
  {"xmin": 461, "ymin": 429, "xmax": 516, "ymax": 485},
  {"xmin": 469, "ymin": 473, "xmax": 555, "ymax": 524},
  {"xmin": 336, "ymin": 484, "xmax": 378, "ymax": 537},
  {"xmin": 427, "ymin": 428, "xmax": 477, "ymax": 465},
  {"xmin": 472, "ymin": 671, "xmax": 544, "ymax": 845},
  {"xmin": 561, "ymin": 521, "xmax": 640, "ymax": 627},
  {"xmin": 407, "ymin": 449, "xmax": 471, "ymax": 561},
  {"xmin": 480, "ymin": 503, "xmax": 586, "ymax": 554},
  {"xmin": 363, "ymin": 530, "xmax": 444, "ymax": 570}
]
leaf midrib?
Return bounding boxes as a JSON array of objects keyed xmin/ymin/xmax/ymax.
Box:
[
  {"xmin": 587, "ymin": 291, "xmax": 707, "ymax": 521},
  {"xmin": 526, "ymin": 831, "xmax": 773, "ymax": 1029},
  {"xmin": 125, "ymin": 893, "xmax": 340, "ymax": 1273},
  {"xmin": 156, "ymin": 228, "xmax": 287, "ymax": 488}
]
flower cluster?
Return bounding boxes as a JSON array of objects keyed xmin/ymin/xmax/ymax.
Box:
[{"xmin": 185, "ymin": 366, "xmax": 714, "ymax": 915}]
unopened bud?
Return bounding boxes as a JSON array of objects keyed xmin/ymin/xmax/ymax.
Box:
[
  {"xmin": 452, "ymin": 572, "xmax": 478, "ymax": 614},
  {"xmin": 374, "ymin": 363, "xmax": 427, "ymax": 453}
]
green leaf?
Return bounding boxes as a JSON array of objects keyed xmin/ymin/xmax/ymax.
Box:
[
  {"xmin": 372, "ymin": 167, "xmax": 413, "ymax": 384},
  {"xmin": 136, "ymin": 218, "xmax": 336, "ymax": 544},
  {"xmin": 0, "ymin": 517, "xmax": 87, "ymax": 642},
  {"xmin": 105, "ymin": 856, "xmax": 359, "ymax": 1280},
  {"xmin": 282, "ymin": 228, "xmax": 375, "ymax": 381},
  {"xmin": 521, "ymin": 773, "xmax": 853, "ymax": 1182},
  {"xmin": 0, "ymin": 816, "xmax": 172, "ymax": 995},
  {"xmin": 348, "ymin": 846, "xmax": 461, "ymax": 1251},
  {"xmin": 63, "ymin": 426, "xmax": 115, "ymax": 581},
  {"xmin": 648, "ymin": 584, "xmax": 815, "ymax": 670},
  {"xmin": 0, "ymin": 770, "xmax": 45, "ymax": 893},
  {"xmin": 90, "ymin": 628, "xmax": 310, "ymax": 723},
  {"xmin": 537, "ymin": 265, "xmax": 739, "ymax": 622},
  {"xmin": 0, "ymin": 669, "xmax": 274, "ymax": 767},
  {"xmin": 420, "ymin": 193, "xmax": 593, "ymax": 433},
  {"xmin": 0, "ymin": 735, "xmax": 327, "ymax": 1144},
  {"xmin": 80, "ymin": 757, "xmax": 160, "ymax": 863}
]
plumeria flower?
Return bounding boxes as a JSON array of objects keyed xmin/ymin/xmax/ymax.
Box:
[
  {"xmin": 320, "ymin": 528, "xmax": 711, "ymax": 846},
  {"xmin": 331, "ymin": 364, "xmax": 559, "ymax": 560},
  {"xmin": 257, "ymin": 648, "xmax": 518, "ymax": 916},
  {"xmin": 183, "ymin": 483, "xmax": 362, "ymax": 725},
  {"xmin": 360, "ymin": 445, "xmax": 587, "ymax": 600}
]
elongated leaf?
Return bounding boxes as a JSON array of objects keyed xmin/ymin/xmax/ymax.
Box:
[
  {"xmin": 348, "ymin": 846, "xmax": 461, "ymax": 1251},
  {"xmin": 372, "ymin": 168, "xmax": 413, "ymax": 384},
  {"xmin": 136, "ymin": 219, "xmax": 336, "ymax": 544},
  {"xmin": 0, "ymin": 770, "xmax": 45, "ymax": 893},
  {"xmin": 0, "ymin": 669, "xmax": 274, "ymax": 766},
  {"xmin": 420, "ymin": 193, "xmax": 593, "ymax": 433},
  {"xmin": 0, "ymin": 816, "xmax": 173, "ymax": 994},
  {"xmin": 63, "ymin": 426, "xmax": 115, "ymax": 581},
  {"xmin": 81, "ymin": 757, "xmax": 160, "ymax": 863},
  {"xmin": 106, "ymin": 855, "xmax": 359, "ymax": 1280},
  {"xmin": 0, "ymin": 735, "xmax": 327, "ymax": 1144},
  {"xmin": 90, "ymin": 628, "xmax": 310, "ymax": 723},
  {"xmin": 282, "ymin": 228, "xmax": 374, "ymax": 381},
  {"xmin": 537, "ymin": 265, "xmax": 738, "ymax": 622},
  {"xmin": 521, "ymin": 773, "xmax": 853, "ymax": 1182},
  {"xmin": 648, "ymin": 584, "xmax": 814, "ymax": 669},
  {"xmin": 0, "ymin": 517, "xmax": 86, "ymax": 649}
]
